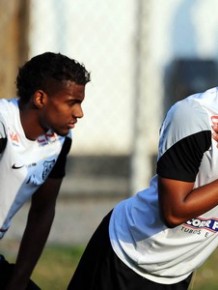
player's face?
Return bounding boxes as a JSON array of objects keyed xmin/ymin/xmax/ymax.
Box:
[{"xmin": 40, "ymin": 81, "xmax": 85, "ymax": 136}]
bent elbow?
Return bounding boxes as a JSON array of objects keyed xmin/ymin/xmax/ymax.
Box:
[
  {"xmin": 163, "ymin": 220, "xmax": 179, "ymax": 229},
  {"xmin": 161, "ymin": 214, "xmax": 184, "ymax": 228}
]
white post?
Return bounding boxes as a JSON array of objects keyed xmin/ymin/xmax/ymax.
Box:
[{"xmin": 130, "ymin": 0, "xmax": 154, "ymax": 195}]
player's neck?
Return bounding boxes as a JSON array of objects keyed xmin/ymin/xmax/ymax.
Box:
[{"xmin": 19, "ymin": 107, "xmax": 46, "ymax": 141}]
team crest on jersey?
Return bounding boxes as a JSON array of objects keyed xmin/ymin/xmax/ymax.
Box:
[
  {"xmin": 26, "ymin": 160, "xmax": 56, "ymax": 185},
  {"xmin": 42, "ymin": 159, "xmax": 56, "ymax": 180}
]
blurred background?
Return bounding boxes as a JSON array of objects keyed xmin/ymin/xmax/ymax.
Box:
[
  {"xmin": 2, "ymin": 0, "xmax": 218, "ymax": 243},
  {"xmin": 1, "ymin": 0, "xmax": 218, "ymax": 288}
]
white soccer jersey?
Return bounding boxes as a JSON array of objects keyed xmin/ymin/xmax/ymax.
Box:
[
  {"xmin": 109, "ymin": 87, "xmax": 218, "ymax": 284},
  {"xmin": 0, "ymin": 98, "xmax": 72, "ymax": 238}
]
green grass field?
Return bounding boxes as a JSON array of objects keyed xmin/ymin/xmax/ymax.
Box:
[
  {"xmin": 2, "ymin": 240, "xmax": 218, "ymax": 290},
  {"xmin": 32, "ymin": 244, "xmax": 84, "ymax": 290}
]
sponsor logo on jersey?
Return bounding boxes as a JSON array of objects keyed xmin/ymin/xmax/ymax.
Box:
[
  {"xmin": 8, "ymin": 129, "xmax": 20, "ymax": 146},
  {"xmin": 185, "ymin": 217, "xmax": 218, "ymax": 232},
  {"xmin": 37, "ymin": 132, "xmax": 57, "ymax": 146},
  {"xmin": 12, "ymin": 164, "xmax": 24, "ymax": 169}
]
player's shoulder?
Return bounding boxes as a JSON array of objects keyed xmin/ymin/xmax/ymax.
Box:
[
  {"xmin": 159, "ymin": 92, "xmax": 211, "ymax": 147},
  {"xmin": 171, "ymin": 87, "xmax": 218, "ymax": 118},
  {"xmin": 63, "ymin": 132, "xmax": 72, "ymax": 154},
  {"xmin": 166, "ymin": 93, "xmax": 209, "ymax": 130},
  {"xmin": 0, "ymin": 98, "xmax": 18, "ymax": 119},
  {"xmin": 0, "ymin": 99, "xmax": 8, "ymax": 133}
]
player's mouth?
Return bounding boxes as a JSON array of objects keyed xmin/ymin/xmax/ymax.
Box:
[{"xmin": 68, "ymin": 121, "xmax": 77, "ymax": 129}]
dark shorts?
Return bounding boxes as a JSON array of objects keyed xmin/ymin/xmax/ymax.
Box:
[
  {"xmin": 0, "ymin": 255, "xmax": 41, "ymax": 290},
  {"xmin": 67, "ymin": 211, "xmax": 192, "ymax": 290}
]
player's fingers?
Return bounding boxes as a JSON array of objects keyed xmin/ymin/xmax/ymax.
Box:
[{"xmin": 212, "ymin": 126, "xmax": 218, "ymax": 143}]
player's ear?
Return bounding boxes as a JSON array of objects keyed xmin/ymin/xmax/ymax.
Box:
[{"xmin": 33, "ymin": 90, "xmax": 48, "ymax": 109}]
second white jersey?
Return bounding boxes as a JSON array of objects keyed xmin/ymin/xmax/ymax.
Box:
[
  {"xmin": 0, "ymin": 98, "xmax": 71, "ymax": 237},
  {"xmin": 109, "ymin": 87, "xmax": 218, "ymax": 284}
]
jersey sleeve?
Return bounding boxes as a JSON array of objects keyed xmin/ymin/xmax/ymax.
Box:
[
  {"xmin": 0, "ymin": 116, "xmax": 7, "ymax": 154},
  {"xmin": 49, "ymin": 136, "xmax": 72, "ymax": 179},
  {"xmin": 156, "ymin": 99, "xmax": 211, "ymax": 182}
]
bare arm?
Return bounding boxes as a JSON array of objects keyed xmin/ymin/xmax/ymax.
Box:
[
  {"xmin": 5, "ymin": 178, "xmax": 63, "ymax": 290},
  {"xmin": 158, "ymin": 176, "xmax": 218, "ymax": 228},
  {"xmin": 157, "ymin": 112, "xmax": 218, "ymax": 228}
]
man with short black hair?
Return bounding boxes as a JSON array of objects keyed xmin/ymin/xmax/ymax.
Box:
[{"xmin": 0, "ymin": 52, "xmax": 90, "ymax": 290}]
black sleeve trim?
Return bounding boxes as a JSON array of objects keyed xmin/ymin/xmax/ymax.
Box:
[
  {"xmin": 49, "ymin": 137, "xmax": 72, "ymax": 179},
  {"xmin": 0, "ymin": 138, "xmax": 7, "ymax": 153},
  {"xmin": 0, "ymin": 121, "xmax": 7, "ymax": 153},
  {"xmin": 157, "ymin": 130, "xmax": 211, "ymax": 182}
]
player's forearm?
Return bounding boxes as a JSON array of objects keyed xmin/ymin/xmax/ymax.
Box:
[
  {"xmin": 159, "ymin": 178, "xmax": 218, "ymax": 228},
  {"xmin": 5, "ymin": 206, "xmax": 55, "ymax": 290}
]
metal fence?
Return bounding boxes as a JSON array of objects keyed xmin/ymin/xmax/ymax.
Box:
[{"xmin": 0, "ymin": 0, "xmax": 159, "ymax": 200}]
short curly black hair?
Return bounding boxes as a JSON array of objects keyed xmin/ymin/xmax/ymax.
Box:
[{"xmin": 16, "ymin": 52, "xmax": 90, "ymax": 103}]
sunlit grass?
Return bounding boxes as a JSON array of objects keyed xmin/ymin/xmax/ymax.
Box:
[
  {"xmin": 31, "ymin": 244, "xmax": 84, "ymax": 290},
  {"xmin": 1, "ymin": 240, "xmax": 84, "ymax": 290},
  {"xmin": 189, "ymin": 249, "xmax": 218, "ymax": 290},
  {"xmin": 2, "ymin": 240, "xmax": 218, "ymax": 290},
  {"xmin": 33, "ymin": 246, "xmax": 218, "ymax": 290}
]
